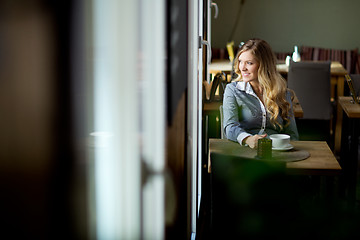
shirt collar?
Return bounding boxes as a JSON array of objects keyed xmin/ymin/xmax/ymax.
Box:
[{"xmin": 236, "ymin": 81, "xmax": 255, "ymax": 95}]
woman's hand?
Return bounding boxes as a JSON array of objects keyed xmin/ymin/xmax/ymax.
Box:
[{"xmin": 244, "ymin": 134, "xmax": 267, "ymax": 148}]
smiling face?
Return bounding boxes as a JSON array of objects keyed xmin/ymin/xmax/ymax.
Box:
[{"xmin": 238, "ymin": 50, "xmax": 260, "ymax": 83}]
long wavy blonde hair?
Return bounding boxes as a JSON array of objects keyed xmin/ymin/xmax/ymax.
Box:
[{"xmin": 234, "ymin": 39, "xmax": 291, "ymax": 129}]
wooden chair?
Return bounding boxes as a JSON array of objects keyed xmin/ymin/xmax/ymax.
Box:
[
  {"xmin": 219, "ymin": 105, "xmax": 226, "ymax": 139},
  {"xmin": 349, "ymin": 74, "xmax": 360, "ymax": 96}
]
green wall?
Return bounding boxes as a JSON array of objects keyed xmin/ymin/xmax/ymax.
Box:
[{"xmin": 211, "ymin": 0, "xmax": 360, "ymax": 53}]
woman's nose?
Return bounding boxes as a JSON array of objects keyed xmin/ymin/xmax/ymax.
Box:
[{"xmin": 240, "ymin": 63, "xmax": 246, "ymax": 71}]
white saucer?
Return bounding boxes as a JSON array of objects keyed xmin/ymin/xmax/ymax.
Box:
[{"xmin": 272, "ymin": 144, "xmax": 293, "ymax": 151}]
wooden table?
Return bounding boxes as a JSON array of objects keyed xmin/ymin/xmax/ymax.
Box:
[
  {"xmin": 337, "ymin": 95, "xmax": 360, "ymax": 161},
  {"xmin": 210, "ymin": 60, "xmax": 347, "ymax": 100},
  {"xmin": 335, "ymin": 96, "xmax": 360, "ymax": 154},
  {"xmin": 337, "ymin": 96, "xmax": 360, "ymax": 202},
  {"xmin": 338, "ymin": 96, "xmax": 360, "ymax": 118},
  {"xmin": 208, "ymin": 59, "xmax": 233, "ymax": 74},
  {"xmin": 210, "ymin": 59, "xmax": 347, "ymax": 75},
  {"xmin": 208, "ymin": 138, "xmax": 341, "ymax": 175}
]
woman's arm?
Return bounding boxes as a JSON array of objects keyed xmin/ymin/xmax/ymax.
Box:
[{"xmin": 222, "ymin": 83, "xmax": 252, "ymax": 145}]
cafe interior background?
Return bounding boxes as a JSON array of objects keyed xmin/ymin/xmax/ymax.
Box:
[{"xmin": 1, "ymin": 0, "xmax": 360, "ymax": 239}]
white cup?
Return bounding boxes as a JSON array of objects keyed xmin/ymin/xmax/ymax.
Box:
[{"xmin": 269, "ymin": 134, "xmax": 291, "ymax": 149}]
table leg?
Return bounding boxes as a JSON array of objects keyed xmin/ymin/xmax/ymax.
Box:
[
  {"xmin": 337, "ymin": 76, "xmax": 345, "ymax": 99},
  {"xmin": 334, "ymin": 76, "xmax": 345, "ymax": 154},
  {"xmin": 334, "ymin": 100, "xmax": 344, "ymax": 154}
]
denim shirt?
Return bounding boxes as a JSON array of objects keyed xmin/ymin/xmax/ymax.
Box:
[{"xmin": 223, "ymin": 81, "xmax": 299, "ymax": 145}]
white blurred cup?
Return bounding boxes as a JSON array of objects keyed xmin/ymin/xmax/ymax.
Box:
[{"xmin": 270, "ymin": 134, "xmax": 291, "ymax": 149}]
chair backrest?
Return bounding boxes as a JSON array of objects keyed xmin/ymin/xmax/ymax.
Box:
[
  {"xmin": 349, "ymin": 74, "xmax": 360, "ymax": 96},
  {"xmin": 287, "ymin": 61, "xmax": 331, "ymax": 120},
  {"xmin": 219, "ymin": 105, "xmax": 226, "ymax": 139}
]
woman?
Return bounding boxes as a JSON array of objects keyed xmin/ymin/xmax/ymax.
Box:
[{"xmin": 223, "ymin": 38, "xmax": 299, "ymax": 148}]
